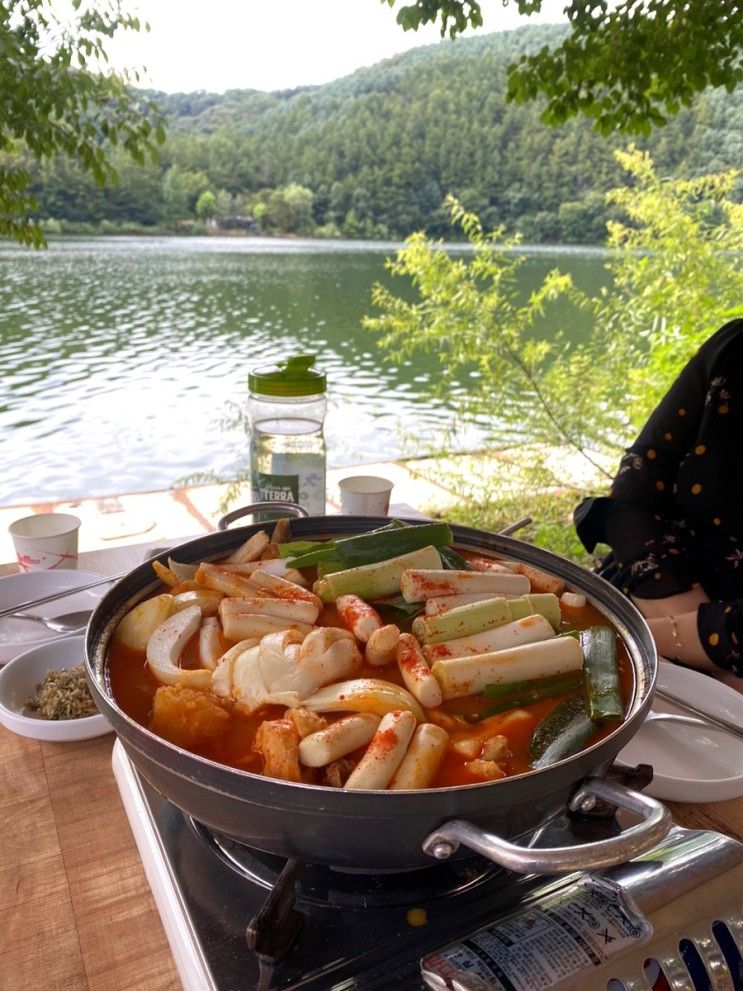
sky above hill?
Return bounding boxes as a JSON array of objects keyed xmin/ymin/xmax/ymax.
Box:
[{"xmin": 105, "ymin": 0, "xmax": 567, "ymax": 94}]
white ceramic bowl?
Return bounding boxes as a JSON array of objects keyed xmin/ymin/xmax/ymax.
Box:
[
  {"xmin": 618, "ymin": 662, "xmax": 743, "ymax": 803},
  {"xmin": 0, "ymin": 635, "xmax": 111, "ymax": 741},
  {"xmin": 0, "ymin": 569, "xmax": 106, "ymax": 664}
]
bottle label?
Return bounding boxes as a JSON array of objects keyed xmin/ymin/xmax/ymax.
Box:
[
  {"xmin": 421, "ymin": 878, "xmax": 652, "ymax": 991},
  {"xmin": 252, "ymin": 470, "xmax": 299, "ymax": 504}
]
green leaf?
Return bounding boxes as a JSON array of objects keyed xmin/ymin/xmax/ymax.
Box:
[{"xmin": 0, "ymin": 0, "xmax": 164, "ymax": 246}]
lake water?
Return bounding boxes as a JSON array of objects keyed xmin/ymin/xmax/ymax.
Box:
[{"xmin": 0, "ymin": 236, "xmax": 608, "ymax": 505}]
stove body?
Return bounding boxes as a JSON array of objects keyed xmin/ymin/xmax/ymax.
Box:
[{"xmin": 112, "ymin": 742, "xmax": 743, "ymax": 991}]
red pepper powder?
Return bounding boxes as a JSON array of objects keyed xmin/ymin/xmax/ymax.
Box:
[
  {"xmin": 418, "ymin": 578, "xmax": 457, "ymax": 596},
  {"xmin": 370, "ymin": 726, "xmax": 399, "ymax": 755},
  {"xmin": 398, "ymin": 633, "xmax": 431, "ymax": 678}
]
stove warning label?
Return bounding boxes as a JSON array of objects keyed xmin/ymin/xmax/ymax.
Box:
[{"xmin": 421, "ymin": 880, "xmax": 652, "ymax": 991}]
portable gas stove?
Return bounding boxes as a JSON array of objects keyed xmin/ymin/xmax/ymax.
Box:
[{"xmin": 112, "ymin": 741, "xmax": 743, "ymax": 991}]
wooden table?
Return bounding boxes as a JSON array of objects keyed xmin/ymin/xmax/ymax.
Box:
[{"xmin": 2, "ymin": 544, "xmax": 742, "ymax": 991}]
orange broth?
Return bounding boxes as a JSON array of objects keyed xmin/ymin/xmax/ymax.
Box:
[
  {"xmin": 108, "ymin": 605, "xmax": 633, "ymax": 788},
  {"xmin": 107, "ymin": 557, "xmax": 632, "ymax": 789}
]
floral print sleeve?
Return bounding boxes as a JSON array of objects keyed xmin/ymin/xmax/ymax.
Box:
[
  {"xmin": 581, "ymin": 331, "xmax": 714, "ymax": 597},
  {"xmin": 698, "ymin": 601, "xmax": 743, "ymax": 676},
  {"xmin": 574, "ymin": 318, "xmax": 743, "ymax": 676}
]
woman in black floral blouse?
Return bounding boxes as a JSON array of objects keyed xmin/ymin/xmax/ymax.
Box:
[{"xmin": 574, "ymin": 318, "xmax": 743, "ymax": 689}]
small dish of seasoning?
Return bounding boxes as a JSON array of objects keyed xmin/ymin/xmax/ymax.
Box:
[{"xmin": 0, "ymin": 635, "xmax": 110, "ymax": 741}]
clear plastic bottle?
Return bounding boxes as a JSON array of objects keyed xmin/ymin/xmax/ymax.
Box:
[{"xmin": 248, "ymin": 354, "xmax": 327, "ymax": 515}]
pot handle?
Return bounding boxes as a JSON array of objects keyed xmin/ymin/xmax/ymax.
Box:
[
  {"xmin": 422, "ymin": 777, "xmax": 672, "ymax": 875},
  {"xmin": 218, "ymin": 502, "xmax": 310, "ymax": 531}
]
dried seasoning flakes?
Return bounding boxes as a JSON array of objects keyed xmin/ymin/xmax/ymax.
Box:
[{"xmin": 26, "ymin": 665, "xmax": 98, "ymax": 720}]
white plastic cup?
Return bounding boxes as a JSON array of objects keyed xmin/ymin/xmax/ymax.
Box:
[
  {"xmin": 338, "ymin": 476, "xmax": 394, "ymax": 516},
  {"xmin": 8, "ymin": 513, "xmax": 81, "ymax": 572}
]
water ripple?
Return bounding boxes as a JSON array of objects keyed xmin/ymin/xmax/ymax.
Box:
[{"xmin": 0, "ymin": 237, "xmax": 605, "ymax": 504}]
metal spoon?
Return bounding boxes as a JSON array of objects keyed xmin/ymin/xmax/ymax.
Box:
[{"xmin": 7, "ymin": 609, "xmax": 92, "ymax": 634}]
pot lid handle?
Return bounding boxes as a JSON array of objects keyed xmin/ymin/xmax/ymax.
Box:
[{"xmin": 218, "ymin": 501, "xmax": 310, "ymax": 531}]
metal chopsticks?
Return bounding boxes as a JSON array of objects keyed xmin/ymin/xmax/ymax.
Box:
[
  {"xmin": 653, "ymin": 685, "xmax": 743, "ymax": 741},
  {"xmin": 498, "ymin": 517, "xmax": 533, "ymax": 536},
  {"xmin": 0, "ymin": 545, "xmax": 179, "ymax": 621},
  {"xmin": 0, "ymin": 572, "xmax": 124, "ymax": 620}
]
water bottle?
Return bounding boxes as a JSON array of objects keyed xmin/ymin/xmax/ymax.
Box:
[{"xmin": 248, "ymin": 354, "xmax": 327, "ymax": 515}]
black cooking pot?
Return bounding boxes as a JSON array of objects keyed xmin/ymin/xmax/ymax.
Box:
[{"xmin": 85, "ymin": 505, "xmax": 670, "ymax": 873}]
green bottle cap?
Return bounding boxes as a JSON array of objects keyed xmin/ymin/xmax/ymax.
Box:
[{"xmin": 248, "ymin": 354, "xmax": 326, "ymax": 397}]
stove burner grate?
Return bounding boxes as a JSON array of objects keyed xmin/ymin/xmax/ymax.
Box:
[
  {"xmin": 190, "ymin": 817, "xmax": 503, "ymax": 909},
  {"xmin": 119, "ymin": 744, "xmax": 733, "ymax": 991}
]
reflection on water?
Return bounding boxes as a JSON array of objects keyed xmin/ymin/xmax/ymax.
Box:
[{"xmin": 0, "ymin": 237, "xmax": 607, "ymax": 504}]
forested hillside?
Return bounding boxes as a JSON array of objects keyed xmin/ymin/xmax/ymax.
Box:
[{"xmin": 23, "ymin": 24, "xmax": 743, "ymax": 244}]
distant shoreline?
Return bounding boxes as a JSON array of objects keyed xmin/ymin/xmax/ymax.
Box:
[{"xmin": 16, "ymin": 227, "xmax": 608, "ymax": 254}]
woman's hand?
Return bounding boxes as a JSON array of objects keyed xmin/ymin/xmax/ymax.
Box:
[
  {"xmin": 647, "ymin": 614, "xmax": 743, "ymax": 692},
  {"xmin": 632, "ymin": 586, "xmax": 710, "ymax": 620},
  {"xmin": 634, "ymin": 588, "xmax": 714, "ymax": 668},
  {"xmin": 645, "ymin": 611, "xmax": 716, "ymax": 669},
  {"xmin": 634, "ymin": 588, "xmax": 720, "ymax": 670}
]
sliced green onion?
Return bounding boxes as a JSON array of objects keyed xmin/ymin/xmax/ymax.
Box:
[
  {"xmin": 483, "ymin": 671, "xmax": 584, "ymax": 700},
  {"xmin": 388, "ymin": 518, "xmax": 471, "ymax": 571},
  {"xmin": 581, "ymin": 626, "xmax": 623, "ymax": 720},
  {"xmin": 438, "ymin": 545, "xmax": 474, "ymax": 571},
  {"xmin": 278, "ymin": 540, "xmax": 325, "ymax": 558},
  {"xmin": 478, "ymin": 673, "xmax": 584, "ymax": 718},
  {"xmin": 529, "ymin": 696, "xmax": 598, "ymax": 768},
  {"xmin": 286, "ymin": 521, "xmax": 453, "ymax": 570},
  {"xmin": 373, "ymin": 595, "xmax": 425, "ymax": 624}
]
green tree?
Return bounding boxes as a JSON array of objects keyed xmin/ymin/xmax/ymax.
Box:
[
  {"xmin": 341, "ymin": 207, "xmax": 363, "ymax": 238},
  {"xmin": 517, "ymin": 210, "xmax": 560, "ymax": 243},
  {"xmin": 266, "ymin": 182, "xmax": 315, "ymax": 234},
  {"xmin": 328, "ymin": 181, "xmax": 347, "ymax": 226},
  {"xmin": 213, "ymin": 188, "xmax": 237, "ymax": 220},
  {"xmin": 557, "ymin": 192, "xmax": 607, "ymax": 244},
  {"xmin": 0, "ymin": 0, "xmax": 164, "ymax": 245},
  {"xmin": 161, "ymin": 165, "xmax": 209, "ymax": 220},
  {"xmin": 313, "ymin": 182, "xmax": 331, "ymax": 225},
  {"xmin": 7, "ymin": 21, "xmax": 742, "ymax": 241},
  {"xmin": 195, "ymin": 189, "xmax": 216, "ymax": 220},
  {"xmin": 383, "ymin": 0, "xmax": 743, "ymax": 134},
  {"xmin": 597, "ymin": 147, "xmax": 743, "ymax": 427},
  {"xmin": 252, "ymin": 200, "xmax": 267, "ymax": 231},
  {"xmin": 363, "ymin": 149, "xmax": 743, "ymax": 552}
]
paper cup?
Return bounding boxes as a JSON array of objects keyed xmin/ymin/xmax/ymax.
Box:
[
  {"xmin": 8, "ymin": 513, "xmax": 81, "ymax": 572},
  {"xmin": 338, "ymin": 476, "xmax": 394, "ymax": 516}
]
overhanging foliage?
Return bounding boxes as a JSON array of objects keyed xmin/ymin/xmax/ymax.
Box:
[
  {"xmin": 384, "ymin": 0, "xmax": 743, "ymax": 134},
  {"xmin": 0, "ymin": 0, "xmax": 164, "ymax": 245},
  {"xmin": 364, "ymin": 147, "xmax": 743, "ymax": 496}
]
